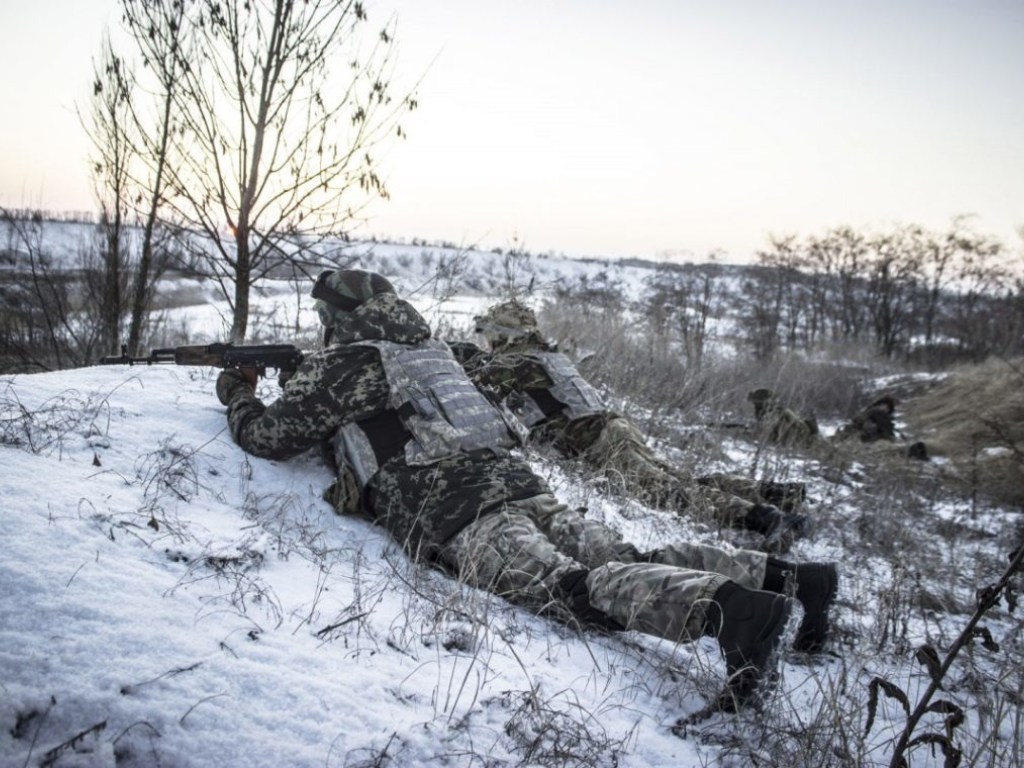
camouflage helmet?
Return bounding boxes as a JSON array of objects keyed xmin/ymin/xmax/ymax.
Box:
[
  {"xmin": 474, "ymin": 299, "xmax": 541, "ymax": 346},
  {"xmin": 312, "ymin": 269, "xmax": 396, "ymax": 327}
]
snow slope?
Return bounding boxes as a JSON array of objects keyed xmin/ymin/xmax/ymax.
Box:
[
  {"xmin": 8, "ymin": 356, "xmax": 1016, "ymax": 767},
  {"xmin": 1, "ymin": 364, "xmax": 744, "ymax": 767},
  {"xmin": 2, "ymin": 227, "xmax": 1021, "ymax": 767}
]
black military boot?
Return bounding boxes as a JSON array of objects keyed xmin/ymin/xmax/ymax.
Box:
[
  {"xmin": 743, "ymin": 504, "xmax": 809, "ymax": 554},
  {"xmin": 703, "ymin": 582, "xmax": 794, "ymax": 710},
  {"xmin": 757, "ymin": 480, "xmax": 807, "ymax": 511},
  {"xmin": 763, "ymin": 557, "xmax": 838, "ymax": 653}
]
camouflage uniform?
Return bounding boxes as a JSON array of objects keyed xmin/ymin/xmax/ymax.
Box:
[
  {"xmin": 454, "ymin": 302, "xmax": 805, "ymax": 534},
  {"xmin": 442, "ymin": 494, "xmax": 766, "ymax": 639},
  {"xmin": 834, "ymin": 395, "xmax": 897, "ymax": 443},
  {"xmin": 830, "ymin": 396, "xmax": 928, "ymax": 462},
  {"xmin": 219, "ymin": 280, "xmax": 771, "ymax": 647},
  {"xmin": 747, "ymin": 388, "xmax": 820, "ymax": 448}
]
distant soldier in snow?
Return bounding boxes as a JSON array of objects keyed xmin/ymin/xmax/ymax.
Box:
[
  {"xmin": 214, "ymin": 270, "xmax": 838, "ymax": 712},
  {"xmin": 834, "ymin": 395, "xmax": 898, "ymax": 443},
  {"xmin": 833, "ymin": 394, "xmax": 930, "ymax": 461},
  {"xmin": 451, "ymin": 299, "xmax": 808, "ymax": 553},
  {"xmin": 746, "ymin": 388, "xmax": 820, "ymax": 448}
]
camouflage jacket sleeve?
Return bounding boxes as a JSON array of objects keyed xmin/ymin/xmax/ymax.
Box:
[
  {"xmin": 463, "ymin": 352, "xmax": 555, "ymax": 403},
  {"xmin": 447, "ymin": 344, "xmax": 506, "ymax": 405},
  {"xmin": 223, "ymin": 347, "xmax": 385, "ymax": 460}
]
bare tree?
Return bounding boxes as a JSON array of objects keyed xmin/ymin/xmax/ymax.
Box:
[
  {"xmin": 740, "ymin": 237, "xmax": 804, "ymax": 360},
  {"xmin": 864, "ymin": 226, "xmax": 923, "ymax": 357},
  {"xmin": 758, "ymin": 235, "xmax": 810, "ymax": 352},
  {"xmin": 823, "ymin": 226, "xmax": 870, "ymax": 343},
  {"xmin": 84, "ymin": 37, "xmax": 134, "ymax": 353},
  {"xmin": 137, "ymin": 0, "xmax": 418, "ymax": 341},
  {"xmin": 918, "ymin": 219, "xmax": 964, "ymax": 345},
  {"xmin": 645, "ymin": 262, "xmax": 723, "ymax": 370},
  {"xmin": 119, "ymin": 0, "xmax": 190, "ymax": 355},
  {"xmin": 947, "ymin": 231, "xmax": 1007, "ymax": 358},
  {"xmin": 83, "ymin": 1, "xmax": 187, "ymax": 356}
]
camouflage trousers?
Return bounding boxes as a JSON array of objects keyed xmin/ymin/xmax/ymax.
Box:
[
  {"xmin": 757, "ymin": 406, "xmax": 819, "ymax": 447},
  {"xmin": 439, "ymin": 493, "xmax": 768, "ymax": 641},
  {"xmin": 581, "ymin": 416, "xmax": 759, "ymax": 527}
]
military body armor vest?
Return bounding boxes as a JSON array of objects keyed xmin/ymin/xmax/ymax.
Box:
[
  {"xmin": 516, "ymin": 351, "xmax": 607, "ymax": 427},
  {"xmin": 334, "ymin": 339, "xmax": 526, "ymax": 487}
]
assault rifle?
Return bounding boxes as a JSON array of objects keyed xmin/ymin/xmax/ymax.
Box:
[{"xmin": 98, "ymin": 342, "xmax": 304, "ymax": 378}]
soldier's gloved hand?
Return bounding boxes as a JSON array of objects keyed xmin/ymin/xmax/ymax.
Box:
[
  {"xmin": 278, "ymin": 370, "xmax": 295, "ymax": 389},
  {"xmin": 216, "ymin": 368, "xmax": 257, "ymax": 405}
]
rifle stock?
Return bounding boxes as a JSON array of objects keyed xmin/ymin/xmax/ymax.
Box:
[{"xmin": 98, "ymin": 342, "xmax": 304, "ymax": 377}]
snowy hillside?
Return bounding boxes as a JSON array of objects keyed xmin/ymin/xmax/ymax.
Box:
[
  {"xmin": 2, "ymin": 217, "xmax": 714, "ymax": 353},
  {"xmin": 0, "ymin": 363, "xmax": 795, "ymax": 768},
  {"xmin": 3, "ymin": 341, "xmax": 1022, "ymax": 767},
  {"xmin": 0, "ymin": 218, "xmax": 680, "ymax": 298},
  {"xmin": 2, "ymin": 221, "xmax": 1022, "ymax": 767}
]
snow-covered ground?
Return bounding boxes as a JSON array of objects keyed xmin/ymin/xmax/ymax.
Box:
[
  {"xmin": 0, "ymin": 363, "xmax": 794, "ymax": 767},
  {"xmin": 2, "ymin": 228, "xmax": 1022, "ymax": 767}
]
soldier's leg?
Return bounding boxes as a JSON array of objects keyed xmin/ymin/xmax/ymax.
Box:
[
  {"xmin": 645, "ymin": 540, "xmax": 768, "ymax": 590},
  {"xmin": 519, "ymin": 493, "xmax": 791, "ymax": 623},
  {"xmin": 583, "ymin": 417, "xmax": 668, "ymax": 479},
  {"xmin": 442, "ymin": 495, "xmax": 758, "ymax": 626},
  {"xmin": 444, "ymin": 498, "xmax": 799, "ymax": 708},
  {"xmin": 763, "ymin": 556, "xmax": 839, "ymax": 652},
  {"xmin": 585, "ymin": 560, "xmax": 794, "ymax": 709},
  {"xmin": 439, "ymin": 503, "xmax": 579, "ymax": 609},
  {"xmin": 696, "ymin": 472, "xmax": 763, "ymax": 502},
  {"xmin": 514, "ymin": 492, "xmax": 795, "ymax": 594},
  {"xmin": 585, "ymin": 560, "xmax": 725, "ymax": 639},
  {"xmin": 584, "ymin": 417, "xmax": 690, "ymax": 507},
  {"xmin": 690, "ymin": 479, "xmax": 808, "ymax": 552},
  {"xmin": 439, "ymin": 497, "xmax": 629, "ymax": 629},
  {"xmin": 520, "ymin": 493, "xmax": 644, "ymax": 566},
  {"xmin": 651, "ymin": 542, "xmax": 840, "ymax": 654},
  {"xmin": 697, "ymin": 472, "xmax": 808, "ymax": 514},
  {"xmin": 686, "ymin": 484, "xmax": 754, "ymax": 528}
]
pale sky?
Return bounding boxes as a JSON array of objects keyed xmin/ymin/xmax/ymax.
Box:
[{"xmin": 1, "ymin": 0, "xmax": 1022, "ymax": 262}]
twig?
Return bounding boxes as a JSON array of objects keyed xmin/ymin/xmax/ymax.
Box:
[
  {"xmin": 120, "ymin": 662, "xmax": 203, "ymax": 695},
  {"xmin": 64, "ymin": 562, "xmax": 88, "ymax": 588},
  {"xmin": 315, "ymin": 611, "xmax": 373, "ymax": 640},
  {"xmin": 39, "ymin": 720, "xmax": 107, "ymax": 768},
  {"xmin": 179, "ymin": 693, "xmax": 229, "ymax": 726}
]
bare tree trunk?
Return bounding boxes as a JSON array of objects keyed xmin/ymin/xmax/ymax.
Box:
[
  {"xmin": 231, "ymin": 229, "xmax": 251, "ymax": 343},
  {"xmin": 84, "ymin": 38, "xmax": 133, "ymax": 355},
  {"xmin": 100, "ymin": 210, "xmax": 124, "ymax": 351}
]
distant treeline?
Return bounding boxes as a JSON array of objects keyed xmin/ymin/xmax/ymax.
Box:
[
  {"xmin": 1, "ymin": 207, "xmax": 1020, "ymax": 375},
  {"xmin": 2, "ymin": 209, "xmax": 99, "ymax": 225},
  {"xmin": 739, "ymin": 222, "xmax": 1021, "ymax": 365},
  {"xmin": 546, "ymin": 219, "xmax": 1022, "ymax": 374}
]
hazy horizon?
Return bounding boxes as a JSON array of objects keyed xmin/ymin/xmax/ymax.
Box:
[{"xmin": 2, "ymin": 0, "xmax": 1022, "ymax": 263}]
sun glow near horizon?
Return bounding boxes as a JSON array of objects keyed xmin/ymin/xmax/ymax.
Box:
[{"xmin": 1, "ymin": 0, "xmax": 1022, "ymax": 263}]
